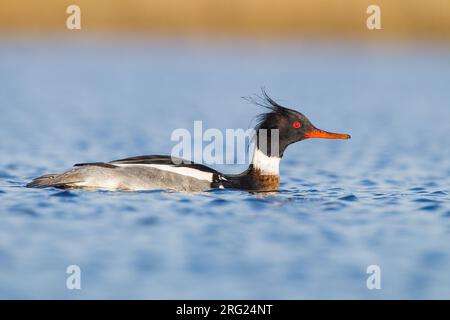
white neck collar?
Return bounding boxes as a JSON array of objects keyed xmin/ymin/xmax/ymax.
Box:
[{"xmin": 251, "ymin": 148, "xmax": 280, "ymax": 175}]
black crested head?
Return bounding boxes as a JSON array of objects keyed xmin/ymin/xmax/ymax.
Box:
[
  {"xmin": 245, "ymin": 88, "xmax": 315, "ymax": 158},
  {"xmin": 244, "ymin": 88, "xmax": 351, "ymax": 158}
]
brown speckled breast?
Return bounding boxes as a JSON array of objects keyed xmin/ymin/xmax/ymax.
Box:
[
  {"xmin": 246, "ymin": 168, "xmax": 279, "ymax": 191},
  {"xmin": 223, "ymin": 165, "xmax": 279, "ymax": 192}
]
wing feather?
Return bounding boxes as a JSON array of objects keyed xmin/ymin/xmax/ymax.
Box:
[{"xmin": 109, "ymin": 155, "xmax": 220, "ymax": 174}]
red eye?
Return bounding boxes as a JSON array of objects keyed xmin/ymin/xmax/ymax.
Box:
[{"xmin": 293, "ymin": 121, "xmax": 301, "ymax": 129}]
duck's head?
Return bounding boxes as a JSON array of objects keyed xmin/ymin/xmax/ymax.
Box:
[{"xmin": 250, "ymin": 90, "xmax": 351, "ymax": 157}]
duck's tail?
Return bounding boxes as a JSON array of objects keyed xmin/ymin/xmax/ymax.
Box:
[
  {"xmin": 26, "ymin": 174, "xmax": 64, "ymax": 188},
  {"xmin": 26, "ymin": 164, "xmax": 117, "ymax": 189}
]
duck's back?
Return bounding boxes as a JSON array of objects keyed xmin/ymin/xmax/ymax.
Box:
[{"xmin": 27, "ymin": 155, "xmax": 226, "ymax": 192}]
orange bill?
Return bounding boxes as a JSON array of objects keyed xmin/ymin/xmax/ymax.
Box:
[{"xmin": 305, "ymin": 129, "xmax": 351, "ymax": 140}]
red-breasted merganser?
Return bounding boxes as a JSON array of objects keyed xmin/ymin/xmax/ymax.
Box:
[{"xmin": 27, "ymin": 91, "xmax": 350, "ymax": 192}]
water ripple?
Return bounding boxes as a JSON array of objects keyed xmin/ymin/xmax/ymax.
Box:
[{"xmin": 338, "ymin": 194, "xmax": 359, "ymax": 202}]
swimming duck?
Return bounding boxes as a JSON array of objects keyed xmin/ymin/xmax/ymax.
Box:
[{"xmin": 27, "ymin": 91, "xmax": 350, "ymax": 192}]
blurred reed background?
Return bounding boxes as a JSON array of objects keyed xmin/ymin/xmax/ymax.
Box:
[{"xmin": 0, "ymin": 0, "xmax": 449, "ymax": 40}]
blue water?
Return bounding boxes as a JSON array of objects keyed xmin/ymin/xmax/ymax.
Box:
[{"xmin": 1, "ymin": 38, "xmax": 450, "ymax": 299}]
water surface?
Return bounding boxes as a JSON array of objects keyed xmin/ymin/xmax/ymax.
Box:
[{"xmin": 1, "ymin": 39, "xmax": 450, "ymax": 299}]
